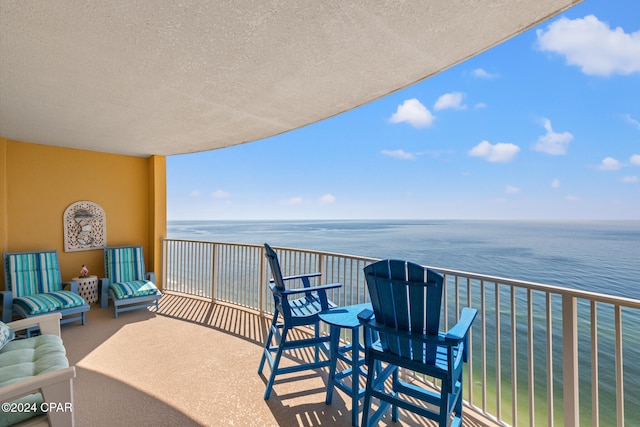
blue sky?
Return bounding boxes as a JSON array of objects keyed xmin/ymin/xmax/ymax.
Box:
[{"xmin": 168, "ymin": 0, "xmax": 640, "ymax": 221}]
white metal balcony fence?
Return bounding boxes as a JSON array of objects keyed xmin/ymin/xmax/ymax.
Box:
[{"xmin": 162, "ymin": 239, "xmax": 640, "ymax": 427}]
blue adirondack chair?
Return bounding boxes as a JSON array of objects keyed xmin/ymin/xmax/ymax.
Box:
[
  {"xmin": 258, "ymin": 243, "xmax": 342, "ymax": 399},
  {"xmin": 101, "ymin": 245, "xmax": 161, "ymax": 318},
  {"xmin": 2, "ymin": 250, "xmax": 89, "ymax": 325},
  {"xmin": 358, "ymin": 259, "xmax": 478, "ymax": 427}
]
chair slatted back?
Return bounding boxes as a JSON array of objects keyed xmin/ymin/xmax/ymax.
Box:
[
  {"xmin": 364, "ymin": 259, "xmax": 444, "ymax": 364},
  {"xmin": 4, "ymin": 251, "xmax": 63, "ymax": 297},
  {"xmin": 264, "ymin": 244, "xmax": 286, "ymax": 291},
  {"xmin": 104, "ymin": 246, "xmax": 146, "ymax": 285}
]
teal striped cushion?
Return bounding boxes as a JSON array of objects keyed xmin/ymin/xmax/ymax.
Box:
[
  {"xmin": 13, "ymin": 291, "xmax": 86, "ymax": 316},
  {"xmin": 105, "ymin": 247, "xmax": 146, "ymax": 284},
  {"xmin": 109, "ymin": 280, "xmax": 159, "ymax": 300},
  {"xmin": 6, "ymin": 252, "xmax": 62, "ymax": 297}
]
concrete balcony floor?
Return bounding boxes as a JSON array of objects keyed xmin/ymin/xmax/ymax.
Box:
[{"xmin": 60, "ymin": 292, "xmax": 499, "ymax": 426}]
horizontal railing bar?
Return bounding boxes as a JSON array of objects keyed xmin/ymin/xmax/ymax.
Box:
[{"xmin": 164, "ymin": 239, "xmax": 640, "ymax": 309}]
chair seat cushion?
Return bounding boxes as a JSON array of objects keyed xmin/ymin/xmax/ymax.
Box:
[
  {"xmin": 109, "ymin": 280, "xmax": 159, "ymax": 300},
  {"xmin": 0, "ymin": 334, "xmax": 68, "ymax": 427},
  {"xmin": 13, "ymin": 291, "xmax": 87, "ymax": 316}
]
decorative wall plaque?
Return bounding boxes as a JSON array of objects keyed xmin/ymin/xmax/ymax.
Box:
[{"xmin": 63, "ymin": 201, "xmax": 106, "ymax": 252}]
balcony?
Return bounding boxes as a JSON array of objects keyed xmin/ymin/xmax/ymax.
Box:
[
  {"xmin": 60, "ymin": 239, "xmax": 639, "ymax": 426},
  {"xmin": 64, "ymin": 292, "xmax": 498, "ymax": 426}
]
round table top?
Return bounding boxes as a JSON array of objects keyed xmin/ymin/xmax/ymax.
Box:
[
  {"xmin": 72, "ymin": 275, "xmax": 97, "ymax": 281},
  {"xmin": 319, "ymin": 302, "xmax": 372, "ymax": 329}
]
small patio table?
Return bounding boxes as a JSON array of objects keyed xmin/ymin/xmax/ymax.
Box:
[{"xmin": 319, "ymin": 302, "xmax": 372, "ymax": 427}]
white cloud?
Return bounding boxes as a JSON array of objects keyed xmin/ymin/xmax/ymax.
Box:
[
  {"xmin": 285, "ymin": 197, "xmax": 303, "ymax": 205},
  {"xmin": 551, "ymin": 179, "xmax": 561, "ymax": 188},
  {"xmin": 566, "ymin": 195, "xmax": 580, "ymax": 202},
  {"xmin": 505, "ymin": 186, "xmax": 520, "ymax": 195},
  {"xmin": 533, "ymin": 118, "xmax": 573, "ymax": 155},
  {"xmin": 469, "ymin": 140, "xmax": 520, "ymax": 163},
  {"xmin": 473, "ymin": 68, "xmax": 498, "ymax": 79},
  {"xmin": 630, "ymin": 154, "xmax": 640, "ymax": 166},
  {"xmin": 381, "ymin": 149, "xmax": 416, "ymax": 160},
  {"xmin": 319, "ymin": 194, "xmax": 336, "ymax": 205},
  {"xmin": 211, "ymin": 190, "xmax": 230, "ymax": 199},
  {"xmin": 598, "ymin": 157, "xmax": 622, "ymax": 171},
  {"xmin": 621, "ymin": 175, "xmax": 638, "ymax": 183},
  {"xmin": 474, "ymin": 102, "xmax": 487, "ymax": 109},
  {"xmin": 434, "ymin": 92, "xmax": 466, "ymax": 111},
  {"xmin": 536, "ymin": 15, "xmax": 640, "ymax": 76},
  {"xmin": 189, "ymin": 190, "xmax": 202, "ymax": 197},
  {"xmin": 389, "ymin": 98, "xmax": 435, "ymax": 128},
  {"xmin": 625, "ymin": 114, "xmax": 640, "ymax": 130}
]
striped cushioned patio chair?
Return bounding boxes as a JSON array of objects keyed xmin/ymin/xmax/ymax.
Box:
[
  {"xmin": 2, "ymin": 250, "xmax": 89, "ymax": 325},
  {"xmin": 101, "ymin": 245, "xmax": 161, "ymax": 318}
]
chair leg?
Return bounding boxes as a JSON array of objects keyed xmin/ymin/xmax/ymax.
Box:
[
  {"xmin": 264, "ymin": 327, "xmax": 288, "ymax": 399},
  {"xmin": 391, "ymin": 367, "xmax": 399, "ymax": 422},
  {"xmin": 360, "ymin": 352, "xmax": 376, "ymax": 427},
  {"xmin": 325, "ymin": 325, "xmax": 340, "ymax": 404},
  {"xmin": 314, "ymin": 320, "xmax": 321, "ymax": 363},
  {"xmin": 439, "ymin": 387, "xmax": 450, "ymax": 426},
  {"xmin": 258, "ymin": 311, "xmax": 279, "ymax": 375},
  {"xmin": 453, "ymin": 378, "xmax": 463, "ymax": 420}
]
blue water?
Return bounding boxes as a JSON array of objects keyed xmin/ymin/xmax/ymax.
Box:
[{"xmin": 167, "ymin": 219, "xmax": 640, "ymax": 300}]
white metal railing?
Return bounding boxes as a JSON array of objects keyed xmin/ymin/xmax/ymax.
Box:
[{"xmin": 162, "ymin": 239, "xmax": 640, "ymax": 427}]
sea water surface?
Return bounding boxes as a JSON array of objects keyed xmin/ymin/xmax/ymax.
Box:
[{"xmin": 168, "ymin": 219, "xmax": 640, "ymax": 299}]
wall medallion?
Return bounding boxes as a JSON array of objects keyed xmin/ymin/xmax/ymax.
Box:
[{"xmin": 63, "ymin": 201, "xmax": 106, "ymax": 252}]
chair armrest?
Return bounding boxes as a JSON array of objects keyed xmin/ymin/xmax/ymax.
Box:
[
  {"xmin": 1, "ymin": 291, "xmax": 13, "ymax": 323},
  {"xmin": 62, "ymin": 281, "xmax": 79, "ymax": 293},
  {"xmin": 357, "ymin": 308, "xmax": 374, "ymax": 323},
  {"xmin": 0, "ymin": 366, "xmax": 75, "ymax": 404},
  {"xmin": 100, "ymin": 278, "xmax": 109, "ymax": 308},
  {"xmin": 273, "ymin": 282, "xmax": 342, "ymax": 296},
  {"xmin": 7, "ymin": 313, "xmax": 62, "ymax": 337},
  {"xmin": 280, "ymin": 272, "xmax": 322, "ymax": 282},
  {"xmin": 444, "ymin": 307, "xmax": 478, "ymax": 342},
  {"xmin": 145, "ymin": 272, "xmax": 156, "ymax": 283}
]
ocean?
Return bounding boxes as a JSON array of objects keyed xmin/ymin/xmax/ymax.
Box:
[{"xmin": 167, "ymin": 219, "xmax": 640, "ymax": 299}]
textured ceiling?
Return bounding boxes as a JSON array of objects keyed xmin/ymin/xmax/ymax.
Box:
[{"xmin": 0, "ymin": 0, "xmax": 580, "ymax": 157}]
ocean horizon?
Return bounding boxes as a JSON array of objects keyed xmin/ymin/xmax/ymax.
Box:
[{"xmin": 168, "ymin": 219, "xmax": 640, "ymax": 300}]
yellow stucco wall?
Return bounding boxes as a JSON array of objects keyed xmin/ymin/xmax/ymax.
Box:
[{"xmin": 0, "ymin": 138, "xmax": 166, "ymax": 289}]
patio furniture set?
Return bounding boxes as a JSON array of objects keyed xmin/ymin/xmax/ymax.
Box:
[
  {"xmin": 0, "ymin": 245, "xmax": 161, "ymax": 426},
  {"xmin": 259, "ymin": 243, "xmax": 478, "ymax": 427},
  {"xmin": 2, "ymin": 241, "xmax": 478, "ymax": 426}
]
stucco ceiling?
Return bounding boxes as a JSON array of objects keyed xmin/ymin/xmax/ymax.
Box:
[{"xmin": 0, "ymin": 0, "xmax": 581, "ymax": 158}]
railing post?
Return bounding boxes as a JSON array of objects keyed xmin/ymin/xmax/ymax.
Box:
[
  {"xmin": 614, "ymin": 305, "xmax": 624, "ymax": 427},
  {"xmin": 562, "ymin": 295, "xmax": 579, "ymax": 427},
  {"xmin": 318, "ymin": 253, "xmax": 325, "ymax": 281},
  {"xmin": 259, "ymin": 245, "xmax": 265, "ymax": 317},
  {"xmin": 161, "ymin": 238, "xmax": 167, "ymax": 291},
  {"xmin": 211, "ymin": 243, "xmax": 217, "ymax": 304}
]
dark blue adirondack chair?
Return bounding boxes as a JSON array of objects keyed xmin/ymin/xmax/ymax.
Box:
[
  {"xmin": 258, "ymin": 243, "xmax": 342, "ymax": 399},
  {"xmin": 358, "ymin": 259, "xmax": 477, "ymax": 427}
]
